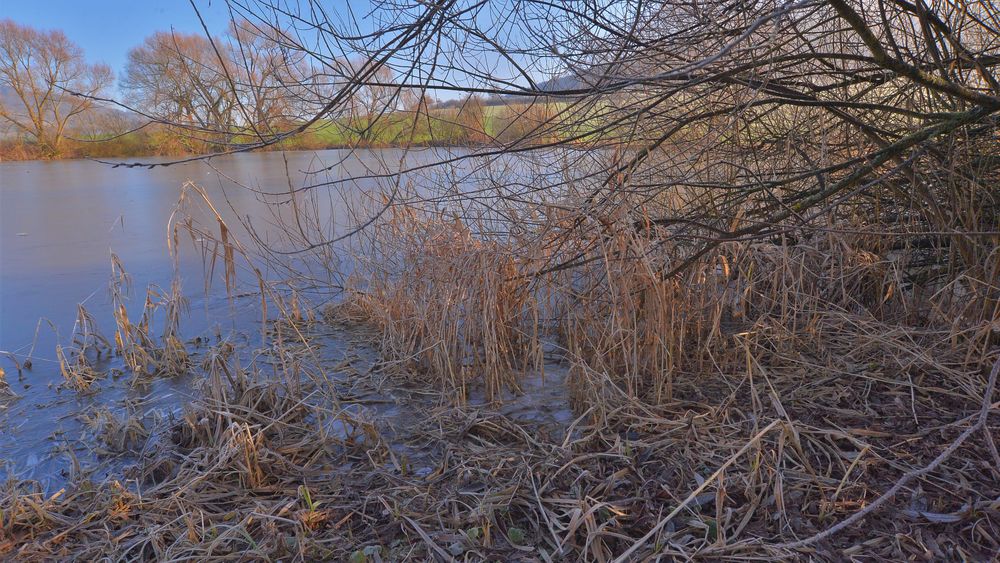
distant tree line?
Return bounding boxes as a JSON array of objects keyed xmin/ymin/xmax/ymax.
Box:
[{"xmin": 0, "ymin": 18, "xmax": 565, "ymax": 160}]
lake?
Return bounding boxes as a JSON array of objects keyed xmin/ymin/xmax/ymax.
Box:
[{"xmin": 0, "ymin": 148, "xmax": 472, "ymax": 484}]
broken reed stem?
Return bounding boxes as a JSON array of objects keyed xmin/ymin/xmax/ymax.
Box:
[
  {"xmin": 772, "ymin": 354, "xmax": 1000, "ymax": 551},
  {"xmin": 614, "ymin": 419, "xmax": 783, "ymax": 562}
]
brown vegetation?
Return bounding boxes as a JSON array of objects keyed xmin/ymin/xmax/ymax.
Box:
[{"xmin": 2, "ymin": 0, "xmax": 1000, "ymax": 560}]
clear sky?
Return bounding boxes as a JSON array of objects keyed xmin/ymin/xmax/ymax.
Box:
[
  {"xmin": 2, "ymin": 0, "xmax": 542, "ymax": 100},
  {"xmin": 1, "ymin": 1, "xmax": 234, "ymax": 77}
]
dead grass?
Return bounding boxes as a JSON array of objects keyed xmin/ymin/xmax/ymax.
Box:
[
  {"xmin": 4, "ymin": 336, "xmax": 996, "ymax": 559},
  {"xmin": 337, "ymin": 208, "xmax": 543, "ymax": 403},
  {"xmin": 313, "ymin": 179, "xmax": 1000, "ymax": 559},
  {"xmin": 2, "ymin": 148, "xmax": 998, "ymax": 560}
]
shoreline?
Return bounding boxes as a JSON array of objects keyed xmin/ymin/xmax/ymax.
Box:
[{"xmin": 0, "ymin": 139, "xmax": 602, "ymax": 165}]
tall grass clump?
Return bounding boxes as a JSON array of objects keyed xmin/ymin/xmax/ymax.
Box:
[
  {"xmin": 337, "ymin": 205, "xmax": 543, "ymax": 403},
  {"xmin": 109, "ymin": 254, "xmax": 191, "ymax": 380}
]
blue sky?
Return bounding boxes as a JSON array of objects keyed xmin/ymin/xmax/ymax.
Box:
[
  {"xmin": 2, "ymin": 1, "xmax": 233, "ymax": 75},
  {"xmin": 2, "ymin": 1, "xmax": 550, "ymax": 100}
]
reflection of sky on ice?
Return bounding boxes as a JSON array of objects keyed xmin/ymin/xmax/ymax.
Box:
[{"xmin": 0, "ymin": 147, "xmax": 580, "ymax": 489}]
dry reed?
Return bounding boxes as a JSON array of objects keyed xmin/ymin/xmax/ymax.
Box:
[{"xmin": 3, "ymin": 148, "xmax": 998, "ymax": 560}]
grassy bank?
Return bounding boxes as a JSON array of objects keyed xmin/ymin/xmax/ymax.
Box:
[{"xmin": 0, "ymin": 102, "xmax": 583, "ymax": 162}]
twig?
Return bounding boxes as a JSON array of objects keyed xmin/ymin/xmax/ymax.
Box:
[
  {"xmin": 403, "ymin": 515, "xmax": 455, "ymax": 562},
  {"xmin": 773, "ymin": 354, "xmax": 1000, "ymax": 550},
  {"xmin": 613, "ymin": 419, "xmax": 783, "ymax": 562}
]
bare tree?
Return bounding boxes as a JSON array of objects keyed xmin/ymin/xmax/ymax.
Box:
[
  {"xmin": 400, "ymin": 88, "xmax": 428, "ymax": 115},
  {"xmin": 0, "ymin": 19, "xmax": 111, "ymax": 154},
  {"xmin": 456, "ymin": 94, "xmax": 489, "ymax": 144},
  {"xmin": 107, "ymin": 1, "xmax": 997, "ymax": 273},
  {"xmin": 121, "ymin": 31, "xmax": 236, "ymax": 140},
  {"xmin": 225, "ymin": 18, "xmax": 311, "ymax": 137},
  {"xmin": 76, "ymin": 105, "xmax": 138, "ymax": 140},
  {"xmin": 345, "ymin": 61, "xmax": 397, "ymax": 144}
]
